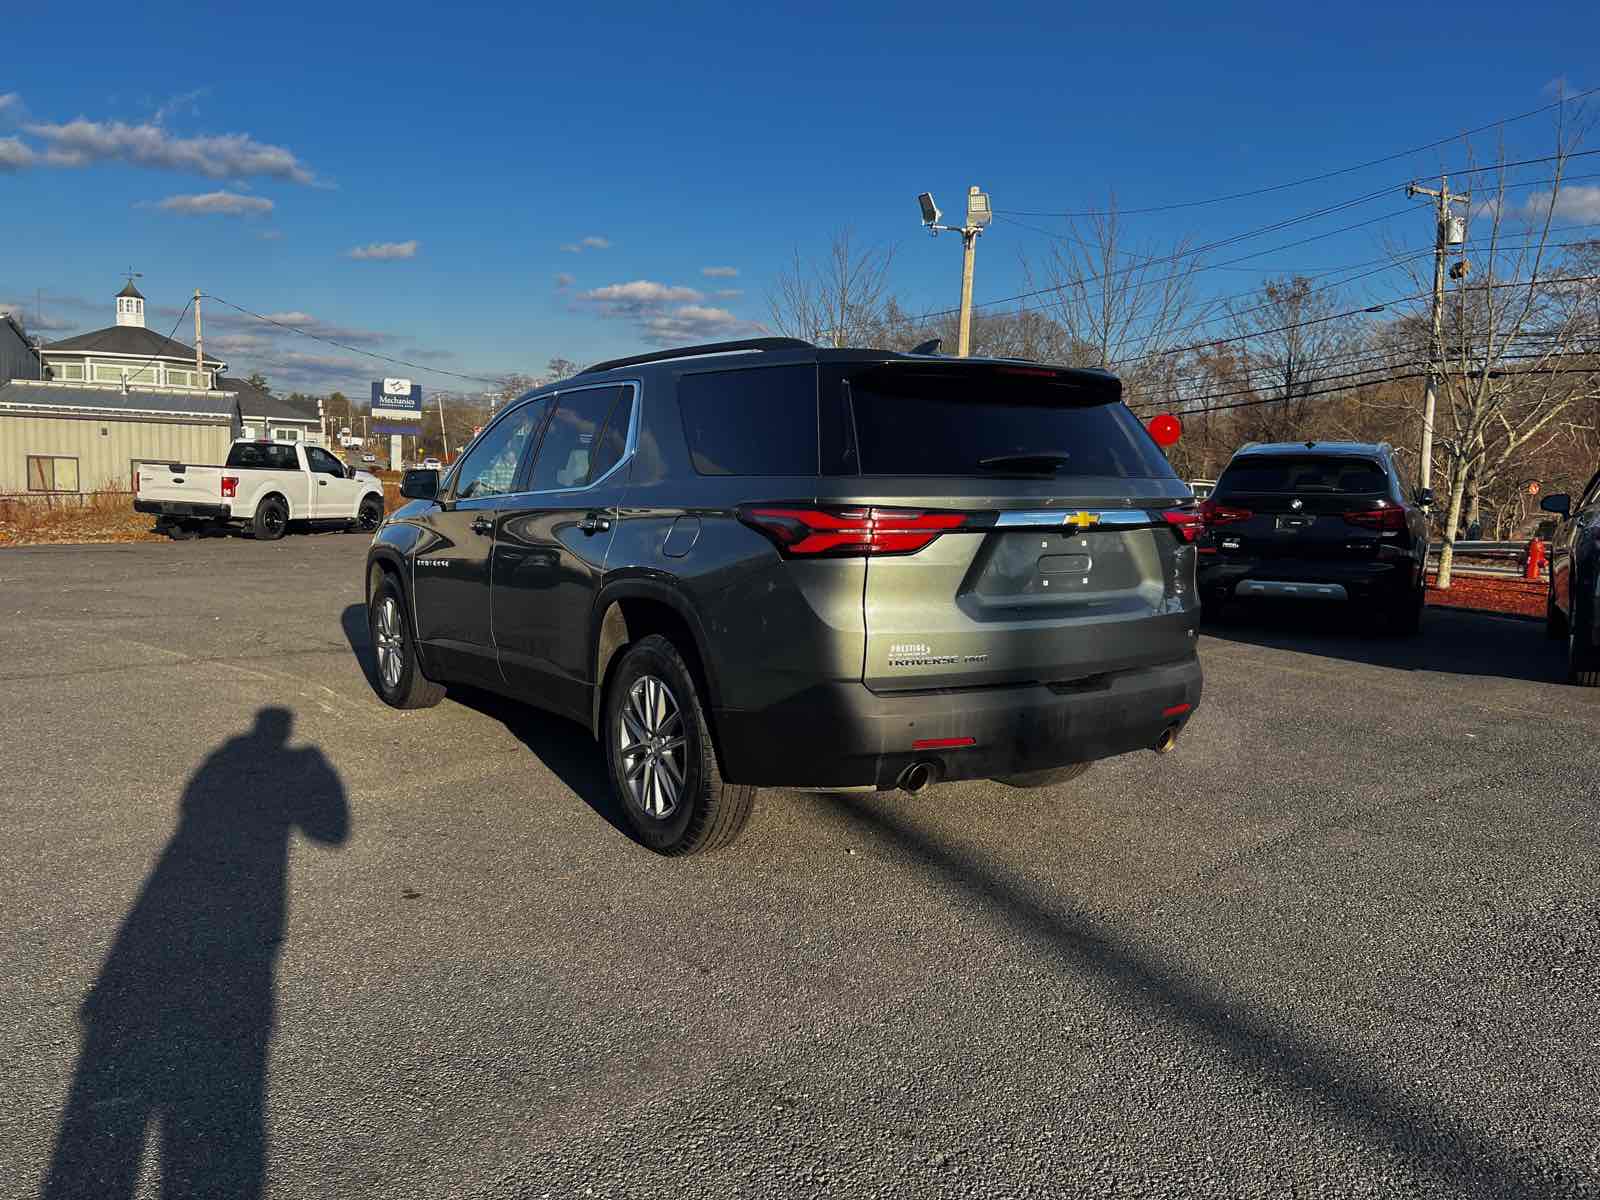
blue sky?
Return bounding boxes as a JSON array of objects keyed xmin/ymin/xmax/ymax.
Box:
[{"xmin": 2, "ymin": 0, "xmax": 1596, "ymax": 396}]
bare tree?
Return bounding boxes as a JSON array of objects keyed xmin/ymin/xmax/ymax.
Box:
[
  {"xmin": 766, "ymin": 228, "xmax": 895, "ymax": 347},
  {"xmin": 1025, "ymin": 197, "xmax": 1208, "ymax": 405},
  {"xmin": 1417, "ymin": 122, "xmax": 1600, "ymax": 586}
]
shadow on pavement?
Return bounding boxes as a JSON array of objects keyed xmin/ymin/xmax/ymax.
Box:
[
  {"xmin": 43, "ymin": 707, "xmax": 350, "ymax": 1199},
  {"xmin": 338, "ymin": 603, "xmax": 632, "ymax": 843},
  {"xmin": 828, "ymin": 794, "xmax": 1567, "ymax": 1198},
  {"xmin": 1202, "ymin": 601, "xmax": 1567, "ymax": 685}
]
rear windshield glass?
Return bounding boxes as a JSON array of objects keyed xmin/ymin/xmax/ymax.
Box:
[
  {"xmin": 678, "ymin": 365, "xmax": 817, "ymax": 476},
  {"xmin": 226, "ymin": 442, "xmax": 299, "ymax": 470},
  {"xmin": 1217, "ymin": 456, "xmax": 1388, "ymax": 495},
  {"xmin": 834, "ymin": 366, "xmax": 1175, "ymax": 479}
]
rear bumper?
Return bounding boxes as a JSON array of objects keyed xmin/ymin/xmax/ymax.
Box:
[
  {"xmin": 134, "ymin": 499, "xmax": 231, "ymax": 521},
  {"xmin": 1198, "ymin": 556, "xmax": 1419, "ymax": 603},
  {"xmin": 713, "ymin": 654, "xmax": 1202, "ymax": 790}
]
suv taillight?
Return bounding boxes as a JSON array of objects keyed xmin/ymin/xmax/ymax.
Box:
[
  {"xmin": 221, "ymin": 475, "xmax": 239, "ymax": 499},
  {"xmin": 1344, "ymin": 506, "xmax": 1406, "ymax": 532},
  {"xmin": 1199, "ymin": 499, "xmax": 1252, "ymax": 526},
  {"xmin": 1161, "ymin": 508, "xmax": 1204, "ymax": 543},
  {"xmin": 737, "ymin": 505, "xmax": 967, "ymax": 557}
]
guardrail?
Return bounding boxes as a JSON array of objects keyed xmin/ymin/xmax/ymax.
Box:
[{"xmin": 1426, "ymin": 540, "xmax": 1548, "ymax": 580}]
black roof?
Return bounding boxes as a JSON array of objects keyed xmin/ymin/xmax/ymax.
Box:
[
  {"xmin": 44, "ymin": 323, "xmax": 225, "ymax": 366},
  {"xmin": 574, "ymin": 337, "xmax": 1121, "ymax": 388},
  {"xmin": 1235, "ymin": 440, "xmax": 1390, "ymax": 458},
  {"xmin": 0, "ymin": 380, "xmax": 241, "ymax": 420},
  {"xmin": 216, "ymin": 376, "xmax": 319, "ymax": 422},
  {"xmin": 117, "ymin": 280, "xmax": 145, "ymax": 300}
]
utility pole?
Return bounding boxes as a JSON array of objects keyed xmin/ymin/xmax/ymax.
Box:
[
  {"xmin": 918, "ymin": 185, "xmax": 992, "ymax": 357},
  {"xmin": 437, "ymin": 391, "xmax": 451, "ymax": 460},
  {"xmin": 1406, "ymin": 177, "xmax": 1470, "ymax": 505},
  {"xmin": 193, "ymin": 289, "xmax": 204, "ymax": 385}
]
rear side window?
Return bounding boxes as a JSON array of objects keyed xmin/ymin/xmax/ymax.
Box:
[
  {"xmin": 678, "ymin": 366, "xmax": 818, "ymax": 476},
  {"xmin": 1217, "ymin": 456, "xmax": 1389, "ymax": 496},
  {"xmin": 529, "ymin": 385, "xmax": 626, "ymax": 491},
  {"xmin": 835, "ymin": 366, "xmax": 1175, "ymax": 479},
  {"xmin": 226, "ymin": 442, "xmax": 298, "ymax": 470}
]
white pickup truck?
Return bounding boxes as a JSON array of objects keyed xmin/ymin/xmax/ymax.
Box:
[{"xmin": 135, "ymin": 439, "xmax": 386, "ymax": 540}]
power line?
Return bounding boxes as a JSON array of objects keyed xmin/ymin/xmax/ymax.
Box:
[
  {"xmin": 994, "ymin": 88, "xmax": 1600, "ymax": 218},
  {"xmin": 200, "ymin": 293, "xmax": 502, "ymax": 386},
  {"xmin": 115, "ymin": 297, "xmax": 195, "ymax": 387}
]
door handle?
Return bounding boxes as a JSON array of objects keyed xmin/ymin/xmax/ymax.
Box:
[
  {"xmin": 578, "ymin": 513, "xmax": 612, "ymax": 535},
  {"xmin": 318, "ymin": 480, "xmax": 328, "ymax": 486},
  {"xmin": 471, "ymin": 517, "xmax": 494, "ymax": 536}
]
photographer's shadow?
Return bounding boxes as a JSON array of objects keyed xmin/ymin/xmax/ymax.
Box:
[{"xmin": 43, "ymin": 707, "xmax": 349, "ymax": 1199}]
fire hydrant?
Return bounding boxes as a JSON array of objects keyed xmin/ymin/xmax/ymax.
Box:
[{"xmin": 1524, "ymin": 538, "xmax": 1547, "ymax": 581}]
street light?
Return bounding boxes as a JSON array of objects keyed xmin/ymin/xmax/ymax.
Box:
[{"xmin": 917, "ymin": 185, "xmax": 992, "ymax": 357}]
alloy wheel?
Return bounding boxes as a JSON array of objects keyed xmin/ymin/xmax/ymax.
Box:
[
  {"xmin": 374, "ymin": 596, "xmax": 405, "ymax": 693},
  {"xmin": 618, "ymin": 674, "xmax": 688, "ymax": 819}
]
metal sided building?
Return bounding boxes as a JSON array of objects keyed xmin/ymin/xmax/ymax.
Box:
[{"xmin": 0, "ymin": 380, "xmax": 242, "ymax": 495}]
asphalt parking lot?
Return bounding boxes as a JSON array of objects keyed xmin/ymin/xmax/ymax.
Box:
[{"xmin": 2, "ymin": 534, "xmax": 1597, "ymax": 1199}]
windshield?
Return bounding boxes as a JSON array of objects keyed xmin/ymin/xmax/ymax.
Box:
[
  {"xmin": 829, "ymin": 366, "xmax": 1175, "ymax": 479},
  {"xmin": 1216, "ymin": 455, "xmax": 1389, "ymax": 496}
]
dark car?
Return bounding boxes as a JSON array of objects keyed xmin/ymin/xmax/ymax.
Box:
[
  {"xmin": 362, "ymin": 338, "xmax": 1204, "ymax": 855},
  {"xmin": 1196, "ymin": 441, "xmax": 1430, "ymax": 633},
  {"xmin": 1540, "ymin": 467, "xmax": 1600, "ymax": 686}
]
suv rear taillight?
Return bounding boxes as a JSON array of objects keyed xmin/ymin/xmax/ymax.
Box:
[
  {"xmin": 1344, "ymin": 506, "xmax": 1406, "ymax": 532},
  {"xmin": 1199, "ymin": 499, "xmax": 1252, "ymax": 526},
  {"xmin": 1161, "ymin": 508, "xmax": 1204, "ymax": 543},
  {"xmin": 738, "ymin": 505, "xmax": 967, "ymax": 557},
  {"xmin": 221, "ymin": 475, "xmax": 239, "ymax": 499}
]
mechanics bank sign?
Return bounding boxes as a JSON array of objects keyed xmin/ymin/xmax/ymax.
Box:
[{"xmin": 371, "ymin": 378, "xmax": 424, "ymax": 433}]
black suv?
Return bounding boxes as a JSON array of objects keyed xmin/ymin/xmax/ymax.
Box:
[
  {"xmin": 1541, "ymin": 466, "xmax": 1600, "ymax": 686},
  {"xmin": 364, "ymin": 339, "xmax": 1203, "ymax": 854},
  {"xmin": 1196, "ymin": 441, "xmax": 1430, "ymax": 632}
]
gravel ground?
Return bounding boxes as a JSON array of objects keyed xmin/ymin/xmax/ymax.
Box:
[{"xmin": 1, "ymin": 535, "xmax": 1597, "ymax": 1199}]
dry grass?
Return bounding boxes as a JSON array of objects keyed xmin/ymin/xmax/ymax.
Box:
[{"xmin": 0, "ymin": 490, "xmax": 163, "ymax": 547}]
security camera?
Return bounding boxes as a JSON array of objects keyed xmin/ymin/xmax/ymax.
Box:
[{"xmin": 918, "ymin": 192, "xmax": 942, "ymax": 226}]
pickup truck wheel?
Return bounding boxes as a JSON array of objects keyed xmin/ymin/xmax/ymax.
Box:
[
  {"xmin": 368, "ymin": 577, "xmax": 446, "ymax": 709},
  {"xmin": 252, "ymin": 496, "xmax": 288, "ymax": 541},
  {"xmin": 355, "ymin": 495, "xmax": 384, "ymax": 532},
  {"xmin": 604, "ymin": 634, "xmax": 754, "ymax": 856}
]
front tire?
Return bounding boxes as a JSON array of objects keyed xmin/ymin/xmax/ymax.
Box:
[
  {"xmin": 1569, "ymin": 594, "xmax": 1600, "ymax": 687},
  {"xmin": 603, "ymin": 634, "xmax": 754, "ymax": 855},
  {"xmin": 252, "ymin": 496, "xmax": 288, "ymax": 541},
  {"xmin": 368, "ymin": 575, "xmax": 446, "ymax": 708},
  {"xmin": 1547, "ymin": 589, "xmax": 1569, "ymax": 640}
]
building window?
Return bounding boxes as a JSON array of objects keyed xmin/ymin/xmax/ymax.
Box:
[
  {"xmin": 53, "ymin": 362, "xmax": 85, "ymax": 381},
  {"xmin": 241, "ymin": 425, "xmax": 258, "ymax": 439},
  {"xmin": 27, "ymin": 455, "xmax": 80, "ymax": 493},
  {"xmin": 166, "ymin": 368, "xmax": 194, "ymax": 388},
  {"xmin": 93, "ymin": 364, "xmax": 124, "ymax": 384},
  {"xmin": 272, "ymin": 426, "xmax": 302, "ymax": 442}
]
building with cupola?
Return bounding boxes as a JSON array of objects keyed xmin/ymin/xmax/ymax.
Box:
[{"xmin": 39, "ymin": 281, "xmax": 227, "ymax": 391}]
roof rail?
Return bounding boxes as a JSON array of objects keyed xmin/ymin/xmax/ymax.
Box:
[{"xmin": 577, "ymin": 337, "xmax": 814, "ymax": 377}]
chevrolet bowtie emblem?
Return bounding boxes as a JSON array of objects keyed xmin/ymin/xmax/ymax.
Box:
[{"xmin": 1064, "ymin": 511, "xmax": 1098, "ymax": 528}]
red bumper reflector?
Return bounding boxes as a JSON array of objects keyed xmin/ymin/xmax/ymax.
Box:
[
  {"xmin": 912, "ymin": 736, "xmax": 977, "ymax": 751},
  {"xmin": 1162, "ymin": 703, "xmax": 1192, "ymax": 718}
]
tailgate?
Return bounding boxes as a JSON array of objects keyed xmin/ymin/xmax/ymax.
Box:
[
  {"xmin": 135, "ymin": 463, "xmax": 223, "ymax": 504},
  {"xmin": 856, "ymin": 494, "xmax": 1195, "ymax": 692}
]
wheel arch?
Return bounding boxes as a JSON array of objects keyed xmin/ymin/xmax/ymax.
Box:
[{"xmin": 589, "ymin": 579, "xmax": 723, "ymax": 741}]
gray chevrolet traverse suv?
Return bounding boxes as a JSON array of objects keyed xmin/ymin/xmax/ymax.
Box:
[{"xmin": 364, "ymin": 338, "xmax": 1203, "ymax": 854}]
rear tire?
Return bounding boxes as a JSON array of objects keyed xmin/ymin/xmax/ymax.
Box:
[
  {"xmin": 994, "ymin": 763, "xmax": 1092, "ymax": 789},
  {"xmin": 354, "ymin": 494, "xmax": 384, "ymax": 532},
  {"xmin": 1390, "ymin": 586, "xmax": 1424, "ymax": 636},
  {"xmin": 1569, "ymin": 595, "xmax": 1600, "ymax": 687},
  {"xmin": 368, "ymin": 575, "xmax": 446, "ymax": 709},
  {"xmin": 252, "ymin": 496, "xmax": 289, "ymax": 541},
  {"xmin": 604, "ymin": 634, "xmax": 755, "ymax": 855}
]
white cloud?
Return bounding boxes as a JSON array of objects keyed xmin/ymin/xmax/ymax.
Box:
[
  {"xmin": 0, "ymin": 136, "xmax": 33, "ymax": 171},
  {"xmin": 714, "ymin": 288, "xmax": 744, "ymax": 299},
  {"xmin": 0, "ymin": 93, "xmax": 22, "ymax": 119},
  {"xmin": 152, "ymin": 89, "xmax": 206, "ymax": 126},
  {"xmin": 345, "ymin": 240, "xmax": 418, "ymax": 261},
  {"xmin": 561, "ymin": 235, "xmax": 612, "ymax": 253},
  {"xmin": 19, "ymin": 118, "xmax": 319, "ymax": 185},
  {"xmin": 1498, "ymin": 185, "xmax": 1600, "ymax": 224},
  {"xmin": 640, "ymin": 304, "xmax": 757, "ymax": 344},
  {"xmin": 151, "ymin": 190, "xmax": 274, "ymax": 217},
  {"xmin": 581, "ymin": 280, "xmax": 703, "ymax": 304},
  {"xmin": 700, "ymin": 266, "xmax": 739, "ymax": 278},
  {"xmin": 555, "ymin": 272, "xmax": 576, "ymax": 289}
]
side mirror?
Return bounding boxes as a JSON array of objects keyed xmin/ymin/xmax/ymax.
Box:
[
  {"xmin": 400, "ymin": 468, "xmax": 439, "ymax": 501},
  {"xmin": 1540, "ymin": 493, "xmax": 1571, "ymax": 518},
  {"xmin": 1415, "ymin": 487, "xmax": 1434, "ymax": 507}
]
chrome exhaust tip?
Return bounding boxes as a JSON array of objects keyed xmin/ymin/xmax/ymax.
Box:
[
  {"xmin": 898, "ymin": 761, "xmax": 936, "ymax": 794},
  {"xmin": 1152, "ymin": 724, "xmax": 1181, "ymax": 754}
]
